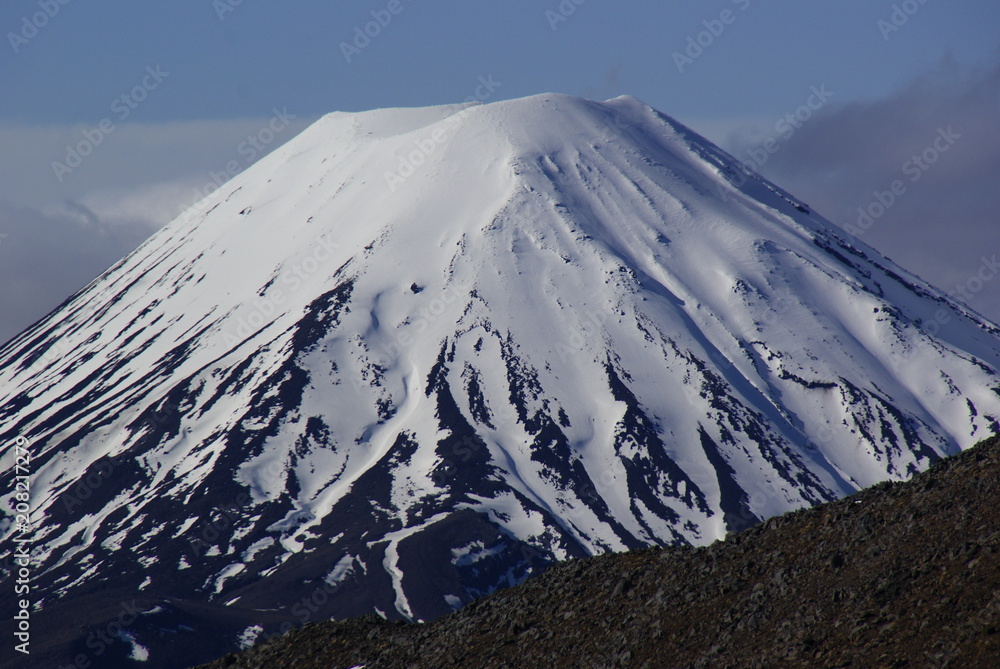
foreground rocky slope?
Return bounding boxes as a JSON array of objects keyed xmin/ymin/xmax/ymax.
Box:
[{"xmin": 199, "ymin": 433, "xmax": 1000, "ymax": 668}]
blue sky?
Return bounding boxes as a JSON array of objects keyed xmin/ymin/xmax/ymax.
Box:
[
  {"xmin": 4, "ymin": 0, "xmax": 997, "ymax": 124},
  {"xmin": 1, "ymin": 0, "xmax": 999, "ymax": 341}
]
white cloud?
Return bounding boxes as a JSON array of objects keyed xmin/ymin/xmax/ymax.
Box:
[{"xmin": 0, "ymin": 115, "xmax": 315, "ymax": 209}]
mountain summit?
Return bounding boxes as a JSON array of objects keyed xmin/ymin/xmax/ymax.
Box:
[{"xmin": 2, "ymin": 93, "xmax": 999, "ymax": 664}]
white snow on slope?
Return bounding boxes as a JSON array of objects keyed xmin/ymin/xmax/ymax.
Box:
[{"xmin": 0, "ymin": 94, "xmax": 998, "ymax": 622}]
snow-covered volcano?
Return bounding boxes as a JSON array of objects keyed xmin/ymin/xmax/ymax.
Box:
[{"xmin": 2, "ymin": 94, "xmax": 999, "ymax": 632}]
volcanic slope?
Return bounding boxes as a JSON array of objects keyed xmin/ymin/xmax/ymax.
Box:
[{"xmin": 0, "ymin": 94, "xmax": 999, "ymax": 666}]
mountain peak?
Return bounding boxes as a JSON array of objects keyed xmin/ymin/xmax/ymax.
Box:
[
  {"xmin": 2, "ymin": 93, "xmax": 999, "ymax": 666},
  {"xmin": 305, "ymin": 93, "xmax": 675, "ymax": 171}
]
